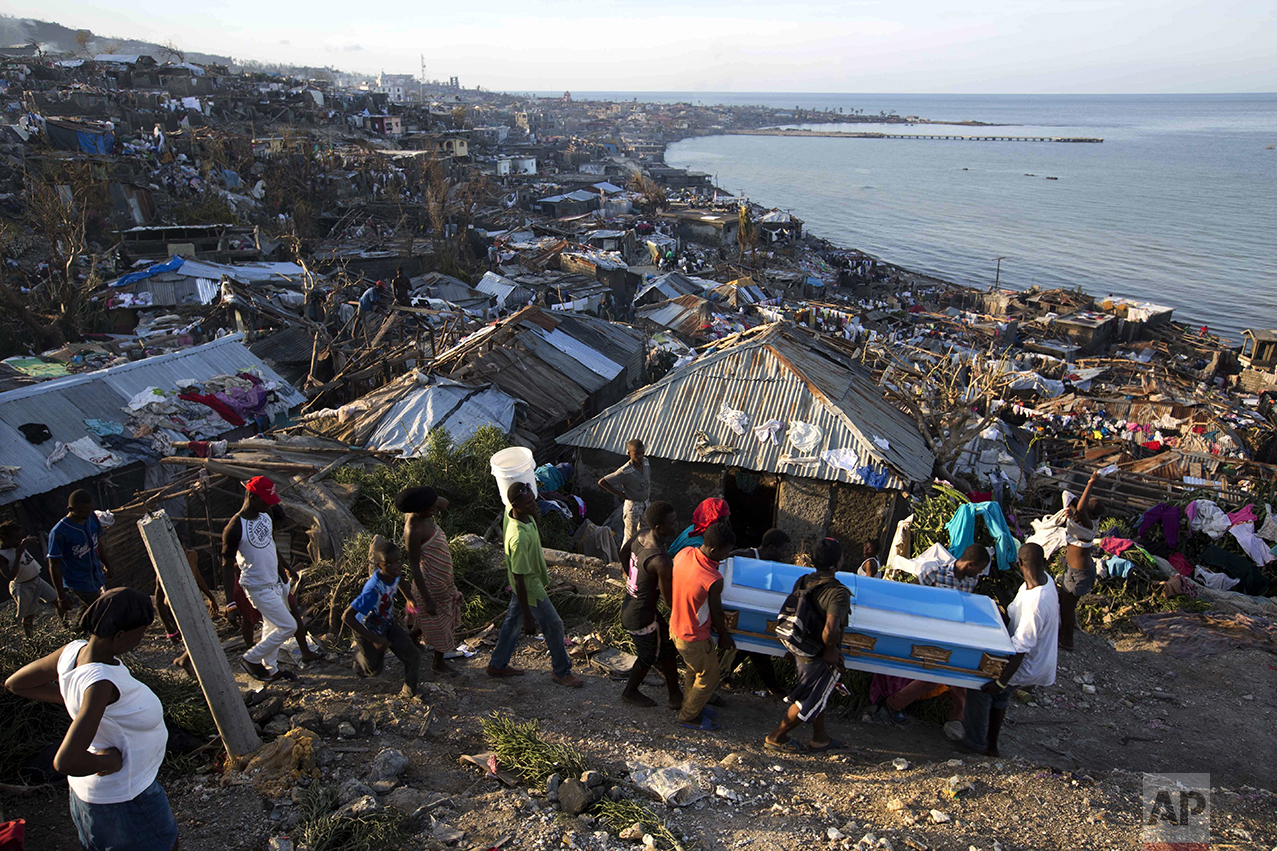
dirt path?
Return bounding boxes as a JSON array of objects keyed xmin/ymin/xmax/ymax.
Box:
[{"xmin": 6, "ymin": 596, "xmax": 1275, "ymax": 851}]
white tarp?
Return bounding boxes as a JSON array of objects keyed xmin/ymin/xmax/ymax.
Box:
[{"xmin": 364, "ymin": 377, "xmax": 516, "ymax": 455}]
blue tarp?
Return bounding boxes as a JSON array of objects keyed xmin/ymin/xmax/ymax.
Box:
[
  {"xmin": 109, "ymin": 256, "xmax": 185, "ymax": 288},
  {"xmin": 76, "ymin": 129, "xmax": 114, "ymax": 155}
]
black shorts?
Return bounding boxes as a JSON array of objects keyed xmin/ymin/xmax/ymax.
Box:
[
  {"xmin": 785, "ymin": 656, "xmax": 840, "ymax": 723},
  {"xmin": 629, "ymin": 616, "xmax": 676, "ymax": 669}
]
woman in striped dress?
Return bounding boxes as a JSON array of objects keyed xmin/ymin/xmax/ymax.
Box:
[{"xmin": 398, "ymin": 486, "xmax": 464, "ymax": 676}]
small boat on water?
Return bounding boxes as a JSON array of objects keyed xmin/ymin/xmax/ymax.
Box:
[{"xmin": 719, "ymin": 557, "xmax": 1016, "ymax": 689}]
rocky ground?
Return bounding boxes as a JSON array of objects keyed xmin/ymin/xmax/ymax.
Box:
[{"xmin": 6, "ymin": 559, "xmax": 1276, "ymax": 851}]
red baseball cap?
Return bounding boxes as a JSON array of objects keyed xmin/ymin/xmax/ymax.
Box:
[{"xmin": 244, "ymin": 476, "xmax": 281, "ymax": 505}]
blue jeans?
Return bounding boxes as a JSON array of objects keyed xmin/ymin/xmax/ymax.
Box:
[
  {"xmin": 961, "ymin": 684, "xmax": 1012, "ymax": 752},
  {"xmin": 489, "ymin": 594, "xmax": 572, "ymax": 677},
  {"xmin": 70, "ymin": 779, "xmax": 177, "ymax": 851}
]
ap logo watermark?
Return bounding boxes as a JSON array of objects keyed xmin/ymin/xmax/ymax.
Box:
[{"xmin": 1142, "ymin": 773, "xmax": 1209, "ymax": 851}]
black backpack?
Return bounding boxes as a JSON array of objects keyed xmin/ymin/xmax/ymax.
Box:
[{"xmin": 775, "ymin": 574, "xmax": 839, "ymax": 657}]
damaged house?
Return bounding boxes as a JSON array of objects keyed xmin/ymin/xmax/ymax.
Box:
[{"xmin": 558, "ymin": 322, "xmax": 934, "ymax": 551}]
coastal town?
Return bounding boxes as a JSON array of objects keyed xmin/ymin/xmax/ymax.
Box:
[{"xmin": 0, "ymin": 28, "xmax": 1274, "ymax": 851}]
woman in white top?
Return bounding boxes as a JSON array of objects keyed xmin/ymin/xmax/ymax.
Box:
[{"xmin": 5, "ymin": 588, "xmax": 176, "ymax": 851}]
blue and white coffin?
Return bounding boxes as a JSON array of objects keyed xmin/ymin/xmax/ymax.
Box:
[{"xmin": 719, "ymin": 557, "xmax": 1015, "ymax": 689}]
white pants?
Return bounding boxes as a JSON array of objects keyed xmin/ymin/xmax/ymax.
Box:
[{"xmin": 242, "ymin": 582, "xmax": 296, "ymax": 672}]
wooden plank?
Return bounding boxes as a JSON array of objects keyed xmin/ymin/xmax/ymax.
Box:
[{"xmin": 138, "ymin": 511, "xmax": 262, "ymax": 759}]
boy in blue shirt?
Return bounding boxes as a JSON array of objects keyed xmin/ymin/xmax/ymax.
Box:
[
  {"xmin": 342, "ymin": 536, "xmax": 423, "ymax": 698},
  {"xmin": 47, "ymin": 490, "xmax": 110, "ymax": 607}
]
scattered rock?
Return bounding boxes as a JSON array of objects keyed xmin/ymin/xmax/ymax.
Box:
[
  {"xmin": 337, "ymin": 779, "xmax": 376, "ymax": 806},
  {"xmin": 581, "ymin": 770, "xmax": 604, "ymax": 788},
  {"xmin": 250, "ymin": 695, "xmax": 286, "ymax": 725},
  {"xmin": 1081, "ymin": 684, "xmax": 1097, "ymax": 695},
  {"xmin": 384, "ymin": 786, "xmax": 435, "ymax": 816},
  {"xmin": 827, "ymin": 826, "xmax": 846, "ymax": 841},
  {"xmin": 291, "ymin": 709, "xmax": 323, "ymax": 732},
  {"xmin": 430, "ymin": 818, "xmax": 465, "ymax": 845},
  {"xmin": 619, "ymin": 823, "xmax": 644, "ymax": 840},
  {"xmin": 263, "ymin": 717, "xmax": 293, "ymax": 736},
  {"xmin": 720, "ymin": 752, "xmax": 750, "ymax": 769},
  {"xmin": 336, "ymin": 721, "xmax": 357, "ymax": 738},
  {"xmin": 338, "ymin": 795, "xmax": 380, "ymax": 817},
  {"xmin": 943, "ymin": 776, "xmax": 975, "ymax": 799},
  {"xmin": 886, "ymin": 798, "xmax": 907, "ymax": 812},
  {"xmin": 311, "ymin": 740, "xmax": 336, "ymax": 768},
  {"xmin": 267, "ymin": 837, "xmax": 293, "ymax": 851},
  {"xmin": 642, "ymin": 835, "xmax": 656, "ymax": 848},
  {"xmin": 892, "ymin": 758, "xmax": 910, "ymax": 771},
  {"xmin": 715, "ymin": 785, "xmax": 740, "ymax": 802},
  {"xmin": 367, "ymin": 748, "xmax": 409, "ymax": 783},
  {"xmin": 370, "ymin": 779, "xmax": 399, "ymax": 794},
  {"xmin": 929, "ymin": 809, "xmax": 951, "ymax": 824},
  {"xmin": 557, "ymin": 778, "xmax": 600, "ymax": 815},
  {"xmin": 546, "ymin": 773, "xmax": 561, "ymax": 802}
]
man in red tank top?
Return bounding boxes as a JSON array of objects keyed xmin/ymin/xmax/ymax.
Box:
[{"xmin": 670, "ymin": 522, "xmax": 736, "ymax": 730}]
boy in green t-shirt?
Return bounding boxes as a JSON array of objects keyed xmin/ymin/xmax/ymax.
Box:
[{"xmin": 486, "ymin": 481, "xmax": 583, "ymax": 687}]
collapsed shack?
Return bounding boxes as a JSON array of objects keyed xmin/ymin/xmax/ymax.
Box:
[
  {"xmin": 104, "ymin": 435, "xmax": 384, "ymax": 609},
  {"xmin": 428, "ymin": 305, "xmax": 645, "ymax": 452}
]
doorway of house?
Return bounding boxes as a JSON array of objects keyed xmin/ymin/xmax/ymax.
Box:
[{"xmin": 722, "ymin": 468, "xmax": 777, "ymax": 549}]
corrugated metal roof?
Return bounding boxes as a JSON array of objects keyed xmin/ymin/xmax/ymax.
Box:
[
  {"xmin": 557, "ymin": 323, "xmax": 934, "ymax": 487},
  {"xmin": 637, "ymin": 294, "xmax": 715, "ymax": 337},
  {"xmin": 0, "ymin": 335, "xmax": 306, "ymax": 506},
  {"xmin": 438, "ymin": 307, "xmax": 644, "ymax": 435}
]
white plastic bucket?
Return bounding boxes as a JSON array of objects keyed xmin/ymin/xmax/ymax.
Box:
[{"xmin": 491, "ymin": 447, "xmax": 538, "ymax": 506}]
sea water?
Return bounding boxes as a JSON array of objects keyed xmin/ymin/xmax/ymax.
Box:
[{"xmin": 622, "ymin": 93, "xmax": 1277, "ymax": 341}]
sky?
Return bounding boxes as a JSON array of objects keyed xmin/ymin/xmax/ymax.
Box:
[{"xmin": 7, "ymin": 0, "xmax": 1276, "ymax": 93}]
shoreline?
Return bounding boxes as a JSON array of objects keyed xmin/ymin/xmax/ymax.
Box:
[{"xmin": 658, "ymin": 132, "xmax": 1238, "ymax": 343}]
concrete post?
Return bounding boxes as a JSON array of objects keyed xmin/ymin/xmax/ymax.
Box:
[{"xmin": 138, "ymin": 510, "xmax": 261, "ymax": 758}]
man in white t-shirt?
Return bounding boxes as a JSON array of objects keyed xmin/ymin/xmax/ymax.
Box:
[{"xmin": 957, "ymin": 542, "xmax": 1059, "ymax": 757}]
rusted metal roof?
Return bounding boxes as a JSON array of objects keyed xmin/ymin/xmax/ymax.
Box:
[{"xmin": 557, "ymin": 323, "xmax": 934, "ymax": 487}]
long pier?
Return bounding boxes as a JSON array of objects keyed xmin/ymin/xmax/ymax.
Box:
[{"xmin": 734, "ymin": 129, "xmax": 1103, "ymax": 143}]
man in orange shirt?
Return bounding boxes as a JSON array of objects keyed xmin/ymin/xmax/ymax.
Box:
[{"xmin": 670, "ymin": 522, "xmax": 736, "ymax": 731}]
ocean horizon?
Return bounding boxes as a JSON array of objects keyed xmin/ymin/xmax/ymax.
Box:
[{"xmin": 535, "ymin": 93, "xmax": 1275, "ymax": 342}]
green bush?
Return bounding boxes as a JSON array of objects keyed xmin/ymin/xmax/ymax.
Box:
[{"xmin": 332, "ymin": 425, "xmax": 511, "ymax": 541}]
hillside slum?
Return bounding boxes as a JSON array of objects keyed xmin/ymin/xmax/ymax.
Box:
[
  {"xmin": 2, "ymin": 47, "xmax": 1276, "ymax": 596},
  {"xmin": 1, "ymin": 43, "xmax": 1277, "ymax": 851}
]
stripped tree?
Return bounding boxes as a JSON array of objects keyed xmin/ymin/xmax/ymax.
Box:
[{"xmin": 874, "ymin": 342, "xmax": 1015, "ymax": 480}]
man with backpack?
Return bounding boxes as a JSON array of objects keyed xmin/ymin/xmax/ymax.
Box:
[{"xmin": 765, "ymin": 537, "xmax": 850, "ymax": 753}]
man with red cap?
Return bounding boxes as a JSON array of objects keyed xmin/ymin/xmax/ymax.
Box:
[{"xmin": 222, "ymin": 476, "xmax": 297, "ymax": 681}]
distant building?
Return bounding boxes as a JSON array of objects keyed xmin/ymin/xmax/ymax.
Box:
[
  {"xmin": 368, "ymin": 115, "xmax": 403, "ymax": 136},
  {"xmin": 497, "ymin": 156, "xmax": 537, "ymax": 176},
  {"xmin": 377, "ymin": 72, "xmax": 417, "ymax": 103}
]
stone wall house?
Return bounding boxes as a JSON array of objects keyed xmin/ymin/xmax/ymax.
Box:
[{"xmin": 558, "ymin": 322, "xmax": 933, "ymax": 554}]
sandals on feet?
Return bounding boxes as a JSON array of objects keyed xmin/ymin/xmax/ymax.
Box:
[
  {"xmin": 808, "ymin": 737, "xmax": 848, "ymax": 753},
  {"xmin": 764, "ymin": 738, "xmax": 807, "ymax": 754},
  {"xmin": 679, "ymin": 715, "xmax": 720, "ymax": 731}
]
